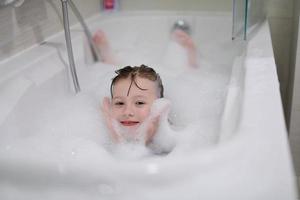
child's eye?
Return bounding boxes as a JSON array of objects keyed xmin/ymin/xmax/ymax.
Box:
[
  {"xmin": 135, "ymin": 101, "xmax": 146, "ymax": 106},
  {"xmin": 114, "ymin": 101, "xmax": 124, "ymax": 106}
]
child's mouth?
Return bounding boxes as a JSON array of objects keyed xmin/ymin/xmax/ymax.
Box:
[{"xmin": 120, "ymin": 121, "xmax": 139, "ymax": 126}]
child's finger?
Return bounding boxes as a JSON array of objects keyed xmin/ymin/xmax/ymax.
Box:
[
  {"xmin": 100, "ymin": 97, "xmax": 121, "ymax": 143},
  {"xmin": 145, "ymin": 116, "xmax": 160, "ymax": 145},
  {"xmin": 101, "ymin": 97, "xmax": 111, "ymax": 113}
]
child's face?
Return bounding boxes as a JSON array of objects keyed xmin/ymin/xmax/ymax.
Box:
[{"xmin": 111, "ymin": 77, "xmax": 158, "ymax": 128}]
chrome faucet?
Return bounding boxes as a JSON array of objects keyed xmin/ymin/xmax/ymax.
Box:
[
  {"xmin": 172, "ymin": 19, "xmax": 191, "ymax": 35},
  {"xmin": 61, "ymin": 0, "xmax": 80, "ymax": 93},
  {"xmin": 67, "ymin": 0, "xmax": 101, "ymax": 62},
  {"xmin": 60, "ymin": 0, "xmax": 101, "ymax": 93}
]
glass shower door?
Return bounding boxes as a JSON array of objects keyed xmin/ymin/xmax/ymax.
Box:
[
  {"xmin": 232, "ymin": 0, "xmax": 266, "ymax": 40},
  {"xmin": 232, "ymin": 0, "xmax": 248, "ymax": 40}
]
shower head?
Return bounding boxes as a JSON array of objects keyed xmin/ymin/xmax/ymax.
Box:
[{"xmin": 172, "ymin": 19, "xmax": 191, "ymax": 35}]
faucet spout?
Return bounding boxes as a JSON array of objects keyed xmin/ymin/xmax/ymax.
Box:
[{"xmin": 172, "ymin": 19, "xmax": 191, "ymax": 35}]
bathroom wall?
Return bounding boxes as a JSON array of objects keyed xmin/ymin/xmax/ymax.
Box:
[
  {"xmin": 120, "ymin": 0, "xmax": 232, "ymax": 11},
  {"xmin": 289, "ymin": 0, "xmax": 300, "ymax": 192},
  {"xmin": 267, "ymin": 0, "xmax": 295, "ymax": 119},
  {"xmin": 0, "ymin": 0, "xmax": 100, "ymax": 61}
]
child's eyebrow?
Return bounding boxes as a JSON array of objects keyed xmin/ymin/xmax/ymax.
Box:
[{"xmin": 112, "ymin": 96, "xmax": 123, "ymax": 100}]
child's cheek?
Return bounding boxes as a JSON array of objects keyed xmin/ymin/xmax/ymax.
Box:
[
  {"xmin": 111, "ymin": 108, "xmax": 120, "ymax": 120},
  {"xmin": 139, "ymin": 106, "xmax": 151, "ymax": 122}
]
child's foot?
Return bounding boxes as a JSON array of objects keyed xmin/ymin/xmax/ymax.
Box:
[
  {"xmin": 93, "ymin": 30, "xmax": 116, "ymax": 64},
  {"xmin": 172, "ymin": 29, "xmax": 198, "ymax": 68},
  {"xmin": 172, "ymin": 29, "xmax": 195, "ymax": 49}
]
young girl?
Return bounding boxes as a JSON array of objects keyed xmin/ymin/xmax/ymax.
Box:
[
  {"xmin": 101, "ymin": 64, "xmax": 171, "ymax": 146},
  {"xmin": 95, "ymin": 28, "xmax": 198, "ymax": 148}
]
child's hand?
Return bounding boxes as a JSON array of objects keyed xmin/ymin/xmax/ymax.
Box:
[
  {"xmin": 101, "ymin": 97, "xmax": 121, "ymax": 143},
  {"xmin": 145, "ymin": 116, "xmax": 159, "ymax": 145},
  {"xmin": 101, "ymin": 97, "xmax": 171, "ymax": 146},
  {"xmin": 144, "ymin": 98, "xmax": 171, "ymax": 145}
]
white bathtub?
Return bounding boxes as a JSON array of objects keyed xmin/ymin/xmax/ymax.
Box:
[{"xmin": 0, "ymin": 11, "xmax": 297, "ymax": 200}]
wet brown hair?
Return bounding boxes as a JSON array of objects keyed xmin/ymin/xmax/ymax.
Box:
[{"xmin": 110, "ymin": 64, "xmax": 164, "ymax": 98}]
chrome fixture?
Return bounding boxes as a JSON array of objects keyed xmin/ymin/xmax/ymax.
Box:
[
  {"xmin": 61, "ymin": 0, "xmax": 80, "ymax": 93},
  {"xmin": 172, "ymin": 19, "xmax": 191, "ymax": 35},
  {"xmin": 67, "ymin": 0, "xmax": 101, "ymax": 62},
  {"xmin": 60, "ymin": 0, "xmax": 100, "ymax": 93}
]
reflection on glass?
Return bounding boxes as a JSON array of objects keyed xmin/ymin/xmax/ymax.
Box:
[
  {"xmin": 232, "ymin": 0, "xmax": 266, "ymax": 40},
  {"xmin": 232, "ymin": 0, "xmax": 247, "ymax": 40},
  {"xmin": 247, "ymin": 0, "xmax": 266, "ymax": 34}
]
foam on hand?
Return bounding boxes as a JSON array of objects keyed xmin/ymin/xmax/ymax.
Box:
[{"xmin": 107, "ymin": 98, "xmax": 175, "ymax": 157}]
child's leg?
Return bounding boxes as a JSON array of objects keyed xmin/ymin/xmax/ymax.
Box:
[
  {"xmin": 171, "ymin": 29, "xmax": 197, "ymax": 68},
  {"xmin": 93, "ymin": 30, "xmax": 117, "ymax": 65}
]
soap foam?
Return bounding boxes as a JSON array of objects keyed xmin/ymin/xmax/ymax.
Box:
[{"xmin": 0, "ymin": 37, "xmax": 231, "ymax": 163}]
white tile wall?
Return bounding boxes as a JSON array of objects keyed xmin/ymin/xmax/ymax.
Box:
[
  {"xmin": 289, "ymin": 1, "xmax": 300, "ymax": 196},
  {"xmin": 290, "ymin": 109, "xmax": 300, "ymax": 134},
  {"xmin": 297, "ymin": 174, "xmax": 300, "ymax": 197},
  {"xmin": 294, "ymin": 90, "xmax": 300, "ymax": 109},
  {"xmin": 268, "ymin": 17, "xmax": 293, "ymax": 106},
  {"xmin": 266, "ymin": 0, "xmax": 294, "ymax": 115},
  {"xmin": 290, "ymin": 19, "xmax": 300, "ymax": 176},
  {"xmin": 266, "ymin": 0, "xmax": 294, "ymax": 18},
  {"xmin": 0, "ymin": 0, "xmax": 100, "ymax": 61},
  {"xmin": 120, "ymin": 0, "xmax": 232, "ymax": 11}
]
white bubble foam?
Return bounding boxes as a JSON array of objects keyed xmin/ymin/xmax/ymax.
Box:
[{"xmin": 0, "ymin": 36, "xmax": 231, "ymax": 163}]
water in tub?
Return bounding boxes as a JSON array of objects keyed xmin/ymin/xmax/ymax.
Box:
[{"xmin": 0, "ymin": 25, "xmax": 238, "ymax": 197}]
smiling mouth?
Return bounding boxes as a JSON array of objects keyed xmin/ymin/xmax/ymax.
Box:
[{"xmin": 120, "ymin": 121, "xmax": 139, "ymax": 126}]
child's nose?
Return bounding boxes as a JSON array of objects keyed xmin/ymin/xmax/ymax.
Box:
[{"xmin": 123, "ymin": 104, "xmax": 134, "ymax": 117}]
